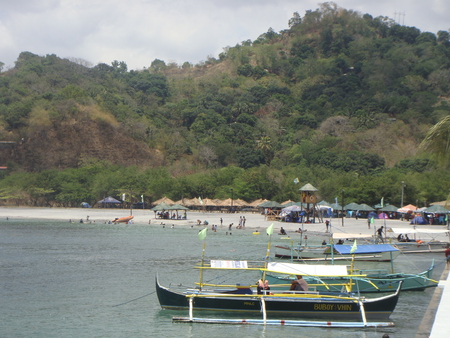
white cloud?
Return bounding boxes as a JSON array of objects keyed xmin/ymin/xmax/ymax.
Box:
[{"xmin": 0, "ymin": 0, "xmax": 449, "ymax": 70}]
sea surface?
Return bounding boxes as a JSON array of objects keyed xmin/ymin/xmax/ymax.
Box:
[{"xmin": 1, "ymin": 219, "xmax": 446, "ymax": 338}]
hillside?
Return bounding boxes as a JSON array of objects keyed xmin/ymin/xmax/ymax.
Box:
[{"xmin": 0, "ymin": 2, "xmax": 449, "ymax": 207}]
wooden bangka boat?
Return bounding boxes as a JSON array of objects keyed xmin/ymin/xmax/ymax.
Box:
[{"xmin": 156, "ymin": 275, "xmax": 400, "ymax": 320}]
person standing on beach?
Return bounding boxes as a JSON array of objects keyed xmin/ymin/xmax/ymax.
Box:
[
  {"xmin": 325, "ymin": 220, "xmax": 330, "ymax": 232},
  {"xmin": 220, "ymin": 218, "xmax": 223, "ymax": 226}
]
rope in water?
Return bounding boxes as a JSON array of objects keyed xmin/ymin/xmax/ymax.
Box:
[{"xmin": 112, "ymin": 291, "xmax": 156, "ymax": 307}]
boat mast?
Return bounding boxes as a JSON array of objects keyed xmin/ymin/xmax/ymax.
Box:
[{"xmin": 198, "ymin": 242, "xmax": 206, "ymax": 290}]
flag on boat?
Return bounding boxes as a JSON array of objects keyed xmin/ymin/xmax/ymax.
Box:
[
  {"xmin": 350, "ymin": 239, "xmax": 358, "ymax": 254},
  {"xmin": 266, "ymin": 223, "xmax": 274, "ymax": 236},
  {"xmin": 293, "ymin": 178, "xmax": 299, "ymax": 184},
  {"xmin": 380, "ymin": 197, "xmax": 384, "ymax": 208},
  {"xmin": 198, "ymin": 227, "xmax": 207, "ymax": 241},
  {"xmin": 198, "ymin": 197, "xmax": 203, "ymax": 205}
]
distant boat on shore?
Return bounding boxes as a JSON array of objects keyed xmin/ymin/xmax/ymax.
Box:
[{"xmin": 112, "ymin": 215, "xmax": 134, "ymax": 223}]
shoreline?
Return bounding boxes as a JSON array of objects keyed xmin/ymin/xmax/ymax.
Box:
[{"xmin": 1, "ymin": 206, "xmax": 449, "ymax": 242}]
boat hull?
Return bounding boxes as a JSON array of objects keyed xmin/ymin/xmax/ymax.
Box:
[
  {"xmin": 393, "ymin": 242, "xmax": 448, "ymax": 254},
  {"xmin": 156, "ymin": 278, "xmax": 399, "ymax": 320}
]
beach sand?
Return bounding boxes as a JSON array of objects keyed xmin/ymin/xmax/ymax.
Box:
[{"xmin": 1, "ymin": 206, "xmax": 449, "ymax": 242}]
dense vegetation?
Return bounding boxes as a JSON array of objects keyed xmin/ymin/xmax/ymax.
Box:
[{"xmin": 0, "ymin": 2, "xmax": 449, "ymax": 208}]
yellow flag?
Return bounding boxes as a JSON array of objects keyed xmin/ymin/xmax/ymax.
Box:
[
  {"xmin": 266, "ymin": 223, "xmax": 274, "ymax": 236},
  {"xmin": 350, "ymin": 239, "xmax": 358, "ymax": 254},
  {"xmin": 198, "ymin": 227, "xmax": 207, "ymax": 241}
]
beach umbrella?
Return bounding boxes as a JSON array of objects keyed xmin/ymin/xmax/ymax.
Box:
[
  {"xmin": 234, "ymin": 199, "xmax": 249, "ymax": 207},
  {"xmin": 153, "ymin": 196, "xmax": 175, "ymax": 206},
  {"xmin": 249, "ymin": 199, "xmax": 268, "ymax": 207},
  {"xmin": 282, "ymin": 200, "xmax": 298, "ymax": 207},
  {"xmin": 201, "ymin": 198, "xmax": 217, "ymax": 206}
]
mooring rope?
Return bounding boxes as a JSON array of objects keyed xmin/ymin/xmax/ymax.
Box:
[{"xmin": 112, "ymin": 291, "xmax": 156, "ymax": 307}]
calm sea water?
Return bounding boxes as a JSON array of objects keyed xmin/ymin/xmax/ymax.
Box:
[{"xmin": 1, "ymin": 219, "xmax": 445, "ymax": 338}]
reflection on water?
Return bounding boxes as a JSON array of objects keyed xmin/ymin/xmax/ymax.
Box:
[{"xmin": 1, "ymin": 219, "xmax": 445, "ymax": 338}]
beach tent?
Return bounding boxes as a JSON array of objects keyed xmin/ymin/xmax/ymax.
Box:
[
  {"xmin": 282, "ymin": 205, "xmax": 302, "ymax": 212},
  {"xmin": 367, "ymin": 211, "xmax": 378, "ymax": 219},
  {"xmin": 81, "ymin": 202, "xmax": 91, "ymax": 208},
  {"xmin": 98, "ymin": 196, "xmax": 122, "ymax": 207},
  {"xmin": 378, "ymin": 212, "xmax": 389, "ymax": 219},
  {"xmin": 410, "ymin": 216, "xmax": 428, "ymax": 225}
]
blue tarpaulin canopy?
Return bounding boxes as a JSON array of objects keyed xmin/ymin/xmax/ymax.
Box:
[{"xmin": 334, "ymin": 244, "xmax": 398, "ymax": 255}]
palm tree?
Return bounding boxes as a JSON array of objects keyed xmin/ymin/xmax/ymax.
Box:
[
  {"xmin": 420, "ymin": 115, "xmax": 450, "ymax": 168},
  {"xmin": 256, "ymin": 136, "xmax": 273, "ymax": 165}
]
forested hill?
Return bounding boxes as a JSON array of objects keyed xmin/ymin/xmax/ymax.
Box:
[{"xmin": 0, "ymin": 2, "xmax": 449, "ymax": 207}]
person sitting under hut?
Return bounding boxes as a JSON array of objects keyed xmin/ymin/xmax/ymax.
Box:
[{"xmin": 290, "ymin": 275, "xmax": 308, "ymax": 292}]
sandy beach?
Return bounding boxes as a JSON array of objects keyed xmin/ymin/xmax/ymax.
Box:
[{"xmin": 1, "ymin": 206, "xmax": 449, "ymax": 242}]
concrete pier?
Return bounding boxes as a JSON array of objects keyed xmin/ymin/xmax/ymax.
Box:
[{"xmin": 415, "ymin": 262, "xmax": 449, "ymax": 337}]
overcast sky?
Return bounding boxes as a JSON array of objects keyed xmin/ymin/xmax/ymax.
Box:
[{"xmin": 1, "ymin": 0, "xmax": 449, "ymax": 71}]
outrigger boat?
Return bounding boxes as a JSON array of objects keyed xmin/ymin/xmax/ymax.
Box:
[
  {"xmin": 391, "ymin": 227, "xmax": 449, "ymax": 254},
  {"xmin": 156, "ymin": 225, "xmax": 401, "ymax": 327}
]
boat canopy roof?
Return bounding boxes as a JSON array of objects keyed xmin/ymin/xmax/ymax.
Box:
[
  {"xmin": 391, "ymin": 227, "xmax": 449, "ymax": 234},
  {"xmin": 334, "ymin": 244, "xmax": 398, "ymax": 255},
  {"xmin": 266, "ymin": 262, "xmax": 349, "ymax": 276},
  {"xmin": 332, "ymin": 233, "xmax": 371, "ymax": 239}
]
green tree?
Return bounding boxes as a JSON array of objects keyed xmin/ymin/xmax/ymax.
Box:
[{"xmin": 420, "ymin": 115, "xmax": 450, "ymax": 167}]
